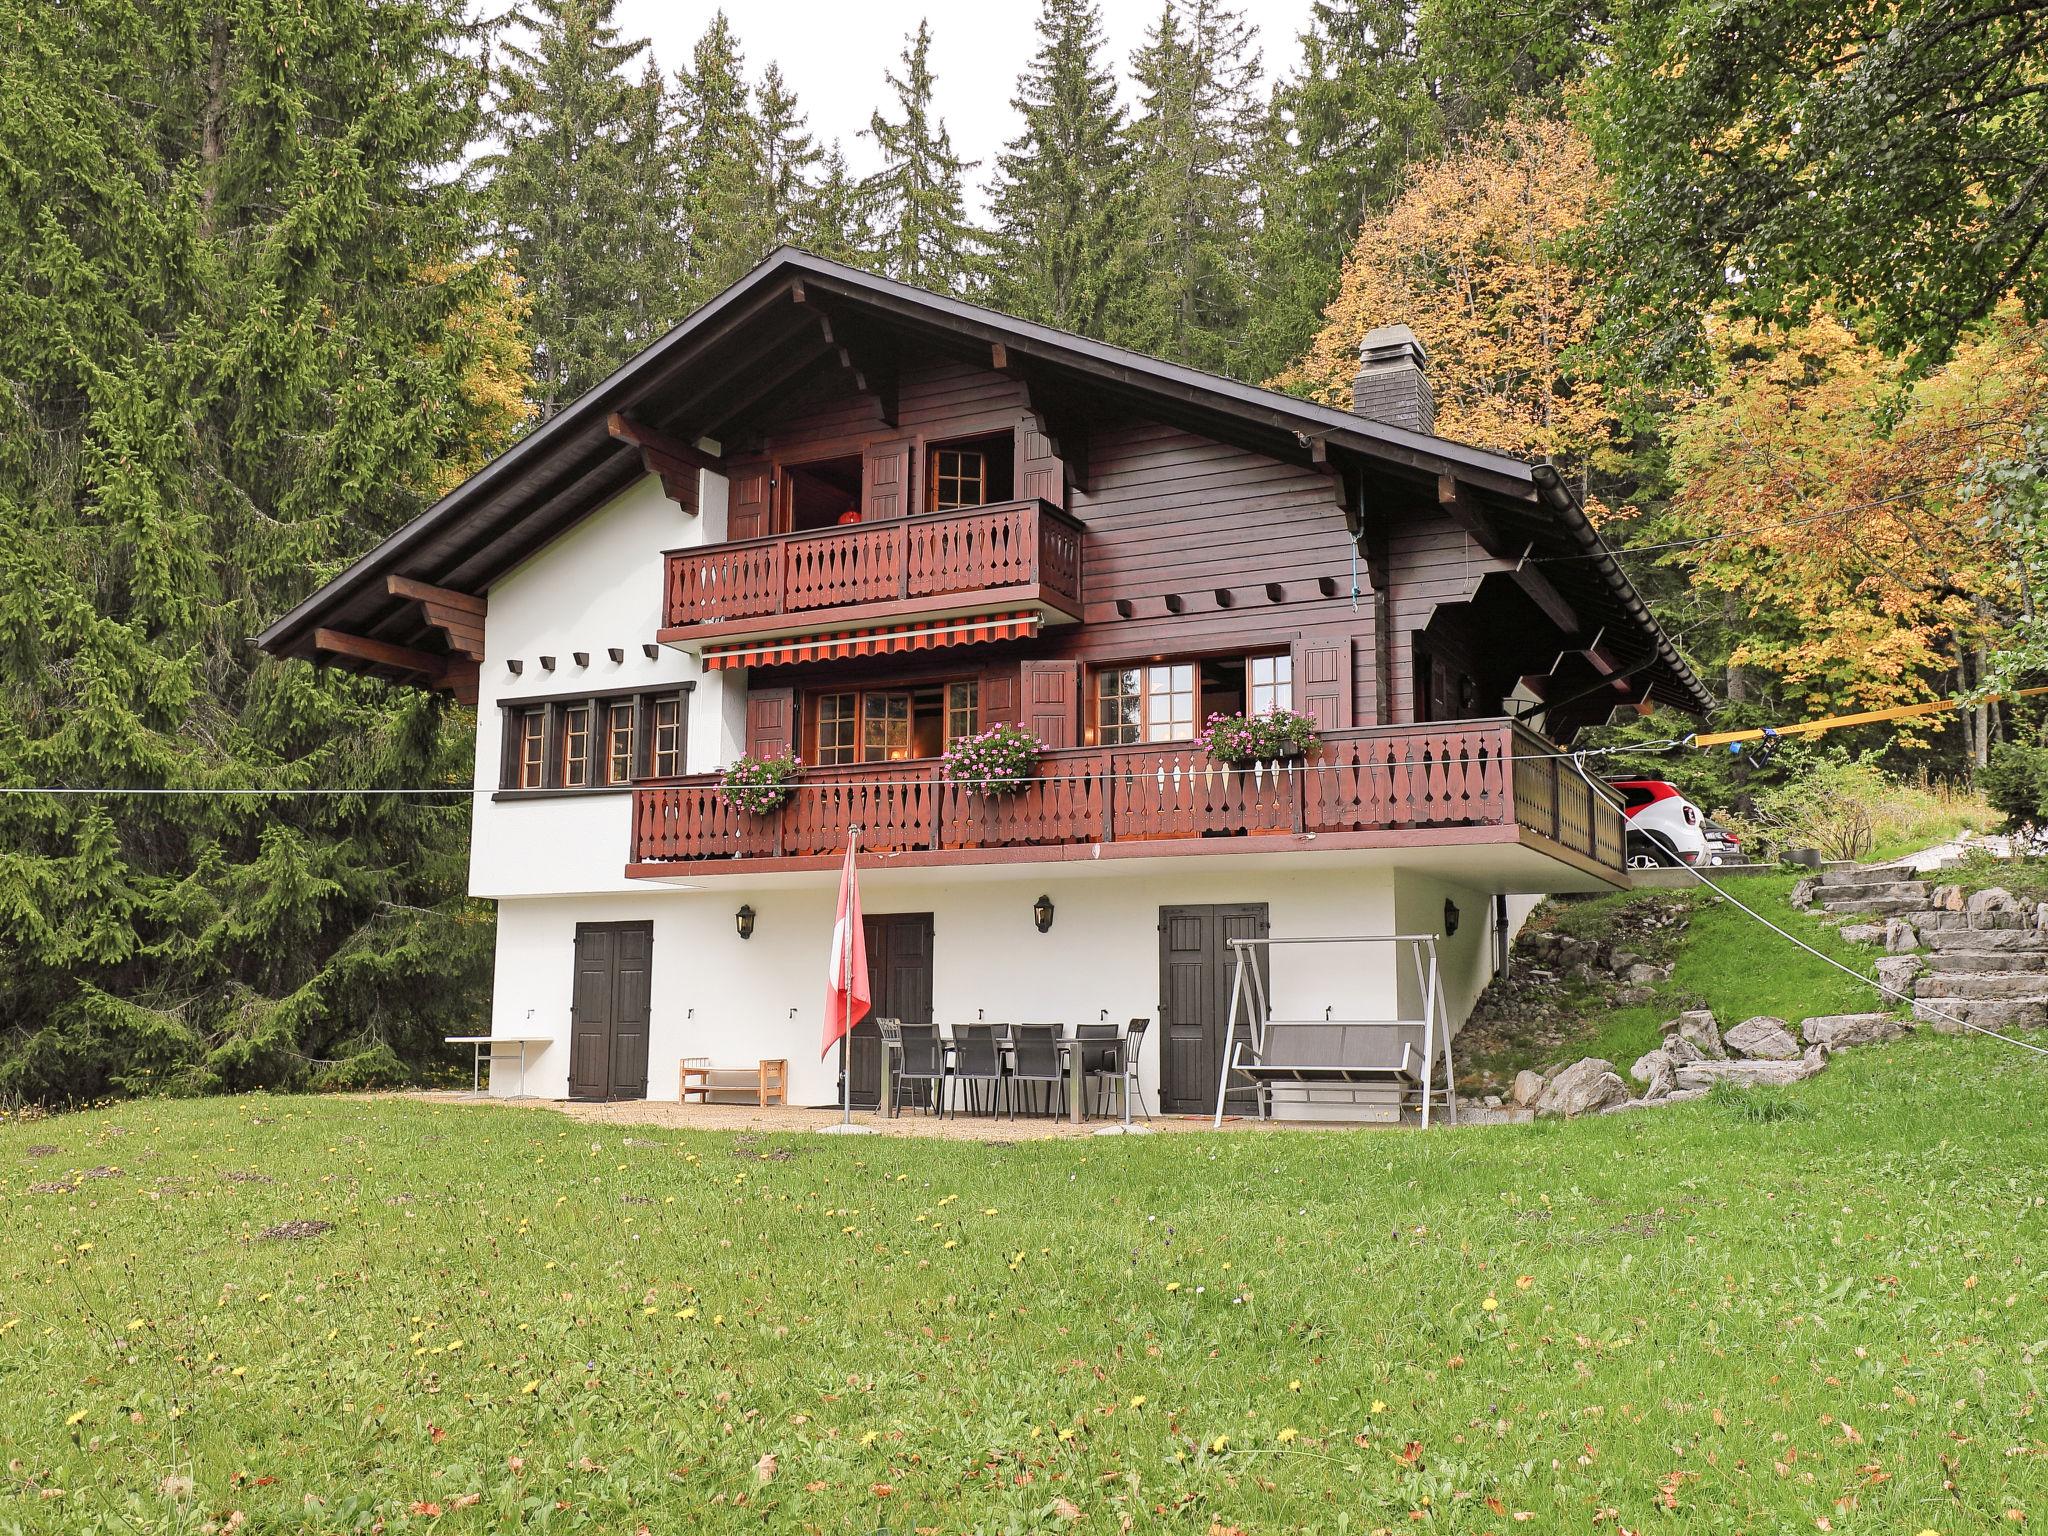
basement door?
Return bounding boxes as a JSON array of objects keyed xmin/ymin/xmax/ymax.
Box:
[
  {"xmin": 841, "ymin": 912, "xmax": 934, "ymax": 1109},
  {"xmin": 569, "ymin": 922, "xmax": 652, "ymax": 1101},
  {"xmin": 1158, "ymin": 903, "xmax": 1269, "ymax": 1115}
]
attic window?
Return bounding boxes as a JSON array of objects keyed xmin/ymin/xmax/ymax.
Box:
[{"xmin": 927, "ymin": 432, "xmax": 1013, "ymax": 512}]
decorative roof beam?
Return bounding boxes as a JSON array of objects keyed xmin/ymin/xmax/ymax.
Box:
[
  {"xmin": 607, "ymin": 413, "xmax": 722, "ymax": 508},
  {"xmin": 385, "ymin": 575, "xmax": 485, "ymax": 660}
]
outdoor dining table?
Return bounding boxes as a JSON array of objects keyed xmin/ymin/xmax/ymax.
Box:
[{"xmin": 877, "ymin": 1024, "xmax": 1127, "ymax": 1125}]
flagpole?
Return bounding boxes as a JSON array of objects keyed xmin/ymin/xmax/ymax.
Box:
[{"xmin": 841, "ymin": 823, "xmax": 860, "ymax": 1128}]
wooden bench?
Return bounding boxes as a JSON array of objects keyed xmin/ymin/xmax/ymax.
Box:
[{"xmin": 679, "ymin": 1057, "xmax": 789, "ymax": 1107}]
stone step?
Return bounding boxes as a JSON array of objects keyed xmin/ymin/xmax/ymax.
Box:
[
  {"xmin": 1912, "ymin": 972, "xmax": 2048, "ymax": 1000},
  {"xmin": 1820, "ymin": 894, "xmax": 1934, "ymax": 916},
  {"xmin": 1927, "ymin": 927, "xmax": 2048, "ymax": 952},
  {"xmin": 1921, "ymin": 949, "xmax": 2048, "ymax": 973},
  {"xmin": 1818, "ymin": 880, "xmax": 1935, "ymax": 903},
  {"xmin": 1912, "ymin": 996, "xmax": 2048, "ymax": 1031},
  {"xmin": 1819, "ymin": 865, "xmax": 1917, "ymax": 887}
]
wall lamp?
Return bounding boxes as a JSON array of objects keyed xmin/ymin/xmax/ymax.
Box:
[
  {"xmin": 1443, "ymin": 899, "xmax": 1461, "ymax": 939},
  {"xmin": 1032, "ymin": 894, "xmax": 1055, "ymax": 933},
  {"xmin": 735, "ymin": 904, "xmax": 756, "ymax": 941}
]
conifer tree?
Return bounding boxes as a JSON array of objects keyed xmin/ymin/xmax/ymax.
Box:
[
  {"xmin": 1126, "ymin": 0, "xmax": 1263, "ymax": 373},
  {"xmin": 672, "ymin": 11, "xmax": 764, "ymax": 296},
  {"xmin": 482, "ymin": 0, "xmax": 655, "ymax": 414},
  {"xmin": 616, "ymin": 60, "xmax": 685, "ymax": 346},
  {"xmin": 0, "ymin": 0, "xmax": 524, "ymax": 1102},
  {"xmin": 805, "ymin": 141, "xmax": 881, "ymax": 268},
  {"xmin": 755, "ymin": 63, "xmax": 824, "ymax": 252},
  {"xmin": 986, "ymin": 0, "xmax": 1137, "ymax": 338},
  {"xmin": 864, "ymin": 21, "xmax": 981, "ymax": 292}
]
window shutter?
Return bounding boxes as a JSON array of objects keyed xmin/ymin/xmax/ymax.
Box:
[
  {"xmin": 1017, "ymin": 422, "xmax": 1064, "ymax": 508},
  {"xmin": 1290, "ymin": 638, "xmax": 1352, "ymax": 732},
  {"xmin": 728, "ymin": 462, "xmax": 772, "ymax": 540},
  {"xmin": 1019, "ymin": 661, "xmax": 1081, "ymax": 749},
  {"xmin": 862, "ymin": 438, "xmax": 913, "ymax": 520},
  {"xmin": 979, "ymin": 666, "xmax": 1020, "ymax": 728},
  {"xmin": 745, "ymin": 687, "xmax": 795, "ymax": 758}
]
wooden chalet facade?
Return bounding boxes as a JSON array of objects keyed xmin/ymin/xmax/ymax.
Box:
[{"xmin": 258, "ymin": 250, "xmax": 1707, "ymax": 1111}]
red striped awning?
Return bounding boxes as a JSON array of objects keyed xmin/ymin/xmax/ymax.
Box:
[{"xmin": 700, "ymin": 611, "xmax": 1043, "ymax": 670}]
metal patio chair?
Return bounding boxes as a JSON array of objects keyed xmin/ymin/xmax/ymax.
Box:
[
  {"xmin": 1008, "ymin": 1023, "xmax": 1066, "ymax": 1119},
  {"xmin": 950, "ymin": 1022, "xmax": 1007, "ymax": 1117},
  {"xmin": 1074, "ymin": 1021, "xmax": 1122, "ymax": 1118},
  {"xmin": 892, "ymin": 1023, "xmax": 949, "ymax": 1118}
]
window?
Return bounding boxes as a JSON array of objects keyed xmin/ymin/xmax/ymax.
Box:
[
  {"xmin": 945, "ymin": 680, "xmax": 979, "ymax": 743},
  {"xmin": 606, "ymin": 701, "xmax": 636, "ymax": 783},
  {"xmin": 1092, "ymin": 662, "xmax": 1199, "ymax": 745},
  {"xmin": 498, "ymin": 689, "xmax": 689, "ymax": 791},
  {"xmin": 815, "ymin": 692, "xmax": 858, "ymax": 766},
  {"xmin": 862, "ymin": 691, "xmax": 913, "ymax": 761},
  {"xmin": 515, "ymin": 708, "xmax": 546, "ymax": 789},
  {"xmin": 1248, "ymin": 653, "xmax": 1292, "ymax": 713},
  {"xmin": 926, "ymin": 432, "xmax": 1014, "ymax": 511},
  {"xmin": 650, "ymin": 695, "xmax": 685, "ymax": 778}
]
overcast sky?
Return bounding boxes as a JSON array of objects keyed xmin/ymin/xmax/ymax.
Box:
[{"xmin": 608, "ymin": 0, "xmax": 1320, "ymax": 212}]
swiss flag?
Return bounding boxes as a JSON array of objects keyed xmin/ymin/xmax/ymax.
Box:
[{"xmin": 821, "ymin": 833, "xmax": 871, "ymax": 1059}]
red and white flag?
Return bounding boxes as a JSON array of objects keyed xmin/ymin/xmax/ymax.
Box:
[{"xmin": 821, "ymin": 833, "xmax": 870, "ymax": 1059}]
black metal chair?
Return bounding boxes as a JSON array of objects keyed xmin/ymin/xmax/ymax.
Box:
[
  {"xmin": 893, "ymin": 1023, "xmax": 948, "ymax": 1118},
  {"xmin": 1111, "ymin": 1016, "xmax": 1153, "ymax": 1121},
  {"xmin": 1074, "ymin": 1022, "xmax": 1122, "ymax": 1119},
  {"xmin": 950, "ymin": 1023, "xmax": 1006, "ymax": 1117},
  {"xmin": 873, "ymin": 1017, "xmax": 904, "ymax": 1116},
  {"xmin": 1009, "ymin": 1023, "xmax": 1066, "ymax": 1119}
]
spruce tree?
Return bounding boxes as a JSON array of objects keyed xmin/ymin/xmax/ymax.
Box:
[
  {"xmin": 483, "ymin": 0, "xmax": 655, "ymax": 415},
  {"xmin": 672, "ymin": 11, "xmax": 764, "ymax": 297},
  {"xmin": 1126, "ymin": 0, "xmax": 1263, "ymax": 374},
  {"xmin": 805, "ymin": 141, "xmax": 881, "ymax": 268},
  {"xmin": 756, "ymin": 63, "xmax": 824, "ymax": 252},
  {"xmin": 864, "ymin": 22, "xmax": 981, "ymax": 292},
  {"xmin": 616, "ymin": 60, "xmax": 685, "ymax": 347},
  {"xmin": 0, "ymin": 0, "xmax": 524, "ymax": 1102},
  {"xmin": 986, "ymin": 0, "xmax": 1137, "ymax": 338}
]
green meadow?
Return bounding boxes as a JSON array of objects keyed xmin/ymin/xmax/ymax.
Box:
[{"xmin": 4, "ymin": 1035, "xmax": 2045, "ymax": 1533}]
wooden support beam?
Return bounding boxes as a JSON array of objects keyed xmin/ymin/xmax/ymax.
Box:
[
  {"xmin": 314, "ymin": 628, "xmax": 472, "ymax": 703},
  {"xmin": 385, "ymin": 575, "xmax": 486, "ymax": 661},
  {"xmin": 385, "ymin": 575, "xmax": 483, "ymax": 615},
  {"xmin": 1442, "ymin": 475, "xmax": 1581, "ymax": 631},
  {"xmin": 608, "ymin": 412, "xmax": 722, "ymax": 508}
]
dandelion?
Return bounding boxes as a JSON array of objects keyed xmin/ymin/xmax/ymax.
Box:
[
  {"xmin": 1288, "ymin": 1379, "xmax": 1301, "ymax": 1392},
  {"xmin": 522, "ymin": 1380, "xmax": 541, "ymax": 1394},
  {"xmin": 66, "ymin": 1409, "xmax": 88, "ymax": 1427},
  {"xmin": 1277, "ymin": 1427, "xmax": 1298, "ymax": 1443},
  {"xmin": 1210, "ymin": 1434, "xmax": 1229, "ymax": 1453},
  {"xmin": 1129, "ymin": 1396, "xmax": 1145, "ymax": 1409},
  {"xmin": 1482, "ymin": 1296, "xmax": 1499, "ymax": 1312},
  {"xmin": 1371, "ymin": 1400, "xmax": 1386, "ymax": 1414},
  {"xmin": 1165, "ymin": 1282, "xmax": 1180, "ymax": 1293}
]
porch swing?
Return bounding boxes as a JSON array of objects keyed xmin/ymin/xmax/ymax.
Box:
[{"xmin": 1210, "ymin": 934, "xmax": 1460, "ymax": 1128}]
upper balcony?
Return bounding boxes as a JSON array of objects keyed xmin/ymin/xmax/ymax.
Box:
[
  {"xmin": 658, "ymin": 498, "xmax": 1085, "ymax": 655},
  {"xmin": 626, "ymin": 720, "xmax": 1628, "ymax": 888}
]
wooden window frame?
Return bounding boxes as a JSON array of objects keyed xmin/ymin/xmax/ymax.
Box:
[
  {"xmin": 1248, "ymin": 652, "xmax": 1293, "ymax": 714},
  {"xmin": 805, "ymin": 676, "xmax": 984, "ymax": 764},
  {"xmin": 496, "ymin": 684, "xmax": 693, "ymax": 795},
  {"xmin": 813, "ymin": 691, "xmax": 859, "ymax": 766},
  {"xmin": 1091, "ymin": 662, "xmax": 1197, "ymax": 746}
]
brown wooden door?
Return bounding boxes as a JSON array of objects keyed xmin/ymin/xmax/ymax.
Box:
[
  {"xmin": 728, "ymin": 462, "xmax": 772, "ymax": 540},
  {"xmin": 569, "ymin": 922, "xmax": 653, "ymax": 1101},
  {"xmin": 863, "ymin": 439, "xmax": 913, "ymax": 520},
  {"xmin": 1158, "ymin": 903, "xmax": 1268, "ymax": 1115},
  {"xmin": 841, "ymin": 912, "xmax": 933, "ymax": 1108},
  {"xmin": 746, "ymin": 687, "xmax": 795, "ymax": 757},
  {"xmin": 1020, "ymin": 660, "xmax": 1081, "ymax": 748}
]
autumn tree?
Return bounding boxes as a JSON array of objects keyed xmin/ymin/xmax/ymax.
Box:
[{"xmin": 1281, "ymin": 113, "xmax": 1627, "ymax": 516}]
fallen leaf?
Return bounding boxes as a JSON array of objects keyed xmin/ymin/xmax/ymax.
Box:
[{"xmin": 755, "ymin": 1453, "xmax": 778, "ymax": 1484}]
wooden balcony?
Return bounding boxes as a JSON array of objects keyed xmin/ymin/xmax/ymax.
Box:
[
  {"xmin": 659, "ymin": 498, "xmax": 1085, "ymax": 647},
  {"xmin": 627, "ymin": 721, "xmax": 1627, "ymax": 884}
]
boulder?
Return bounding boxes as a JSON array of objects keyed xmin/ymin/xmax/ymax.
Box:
[
  {"xmin": 1508, "ymin": 1069, "xmax": 1546, "ymax": 1108},
  {"xmin": 1662, "ymin": 1033, "xmax": 1706, "ymax": 1065},
  {"xmin": 1790, "ymin": 877, "xmax": 1819, "ymax": 909},
  {"xmin": 1623, "ymin": 962, "xmax": 1663, "ymax": 986},
  {"xmin": 1931, "ymin": 883, "xmax": 1965, "ymax": 912},
  {"xmin": 2036, "ymin": 902, "xmax": 2048, "ymax": 933},
  {"xmin": 1839, "ymin": 923, "xmax": 1886, "ymax": 946},
  {"xmin": 1884, "ymin": 917, "xmax": 1922, "ymax": 954},
  {"xmin": 1614, "ymin": 985, "xmax": 1654, "ymax": 1006},
  {"xmin": 1874, "ymin": 955, "xmax": 1923, "ymax": 996},
  {"xmin": 1800, "ymin": 1012, "xmax": 1911, "ymax": 1050},
  {"xmin": 1967, "ymin": 886, "xmax": 2022, "ymax": 922},
  {"xmin": 1534, "ymin": 1058, "xmax": 1631, "ymax": 1119},
  {"xmin": 1629, "ymin": 1049, "xmax": 1678, "ymax": 1100},
  {"xmin": 1723, "ymin": 1015, "xmax": 1801, "ymax": 1060},
  {"xmin": 1609, "ymin": 949, "xmax": 1643, "ymax": 972},
  {"xmin": 1673, "ymin": 1048, "xmax": 1827, "ymax": 1091},
  {"xmin": 1660, "ymin": 1008, "xmax": 1726, "ymax": 1060}
]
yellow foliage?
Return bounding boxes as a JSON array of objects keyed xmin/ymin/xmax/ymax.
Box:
[
  {"xmin": 418, "ymin": 258, "xmax": 535, "ymax": 496},
  {"xmin": 1665, "ymin": 305, "xmax": 2048, "ymax": 716},
  {"xmin": 1280, "ymin": 113, "xmax": 1624, "ymax": 518}
]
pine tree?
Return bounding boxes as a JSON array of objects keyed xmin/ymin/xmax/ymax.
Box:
[
  {"xmin": 985, "ymin": 0, "xmax": 1136, "ymax": 338},
  {"xmin": 481, "ymin": 0, "xmax": 654, "ymax": 415},
  {"xmin": 864, "ymin": 22, "xmax": 981, "ymax": 292},
  {"xmin": 1126, "ymin": 0, "xmax": 1263, "ymax": 374},
  {"xmin": 0, "ymin": 0, "xmax": 525, "ymax": 1102},
  {"xmin": 804, "ymin": 140, "xmax": 880, "ymax": 268},
  {"xmin": 671, "ymin": 11, "xmax": 764, "ymax": 297},
  {"xmin": 616, "ymin": 60, "xmax": 684, "ymax": 348},
  {"xmin": 756, "ymin": 63, "xmax": 824, "ymax": 252},
  {"xmin": 1250, "ymin": 1, "xmax": 1443, "ymax": 382}
]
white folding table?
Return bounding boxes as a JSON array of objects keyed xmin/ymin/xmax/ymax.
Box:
[{"xmin": 444, "ymin": 1036, "xmax": 551, "ymax": 1098}]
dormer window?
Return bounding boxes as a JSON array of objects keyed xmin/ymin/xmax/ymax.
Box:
[{"xmin": 927, "ymin": 432, "xmax": 1014, "ymax": 511}]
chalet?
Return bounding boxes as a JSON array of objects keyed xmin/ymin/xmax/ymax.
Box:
[{"xmin": 257, "ymin": 248, "xmax": 1709, "ymax": 1117}]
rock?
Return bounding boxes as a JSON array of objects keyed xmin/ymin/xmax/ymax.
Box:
[
  {"xmin": 1614, "ymin": 985, "xmax": 1654, "ymax": 1006},
  {"xmin": 1609, "ymin": 949, "xmax": 1643, "ymax": 972},
  {"xmin": 1534, "ymin": 1058, "xmax": 1631, "ymax": 1119},
  {"xmin": 1839, "ymin": 922, "xmax": 1886, "ymax": 946},
  {"xmin": 1662, "ymin": 1033, "xmax": 1705, "ymax": 1065},
  {"xmin": 1723, "ymin": 1015, "xmax": 1801, "ymax": 1060},
  {"xmin": 1800, "ymin": 1012, "xmax": 1911, "ymax": 1050},
  {"xmin": 1874, "ymin": 955, "xmax": 1923, "ymax": 996},
  {"xmin": 1884, "ymin": 917, "xmax": 1921, "ymax": 954},
  {"xmin": 1623, "ymin": 962, "xmax": 1663, "ymax": 985},
  {"xmin": 1565, "ymin": 962, "xmax": 1597, "ymax": 983},
  {"xmin": 1508, "ymin": 1069, "xmax": 1546, "ymax": 1108},
  {"xmin": 1673, "ymin": 1050, "xmax": 1826, "ymax": 1090},
  {"xmin": 1659, "ymin": 1008, "xmax": 1726, "ymax": 1060},
  {"xmin": 1790, "ymin": 877, "xmax": 1819, "ymax": 909},
  {"xmin": 1931, "ymin": 883, "xmax": 1965, "ymax": 912},
  {"xmin": 1629, "ymin": 1049, "xmax": 1678, "ymax": 1100},
  {"xmin": 1967, "ymin": 886, "xmax": 2023, "ymax": 921},
  {"xmin": 1662, "ymin": 1087, "xmax": 1711, "ymax": 1104},
  {"xmin": 2036, "ymin": 902, "xmax": 2048, "ymax": 932}
]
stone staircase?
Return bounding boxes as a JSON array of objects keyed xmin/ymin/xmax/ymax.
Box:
[{"xmin": 1803, "ymin": 866, "xmax": 2048, "ymax": 1034}]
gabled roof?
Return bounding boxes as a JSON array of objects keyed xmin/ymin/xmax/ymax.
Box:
[{"xmin": 255, "ymin": 246, "xmax": 1711, "ymax": 714}]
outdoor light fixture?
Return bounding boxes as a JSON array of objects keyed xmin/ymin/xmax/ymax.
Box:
[
  {"xmin": 1032, "ymin": 894, "xmax": 1055, "ymax": 933},
  {"xmin": 1443, "ymin": 898, "xmax": 1461, "ymax": 938},
  {"xmin": 735, "ymin": 904, "xmax": 756, "ymax": 941}
]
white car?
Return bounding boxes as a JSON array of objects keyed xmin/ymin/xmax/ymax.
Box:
[{"xmin": 1608, "ymin": 778, "xmax": 1709, "ymax": 869}]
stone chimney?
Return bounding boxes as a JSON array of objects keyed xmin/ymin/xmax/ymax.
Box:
[{"xmin": 1350, "ymin": 323, "xmax": 1433, "ymax": 436}]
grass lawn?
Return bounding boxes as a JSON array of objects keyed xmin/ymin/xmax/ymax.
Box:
[
  {"xmin": 6, "ymin": 1038, "xmax": 2047, "ymax": 1534},
  {"xmin": 1463, "ymin": 872, "xmax": 1890, "ymax": 1085}
]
